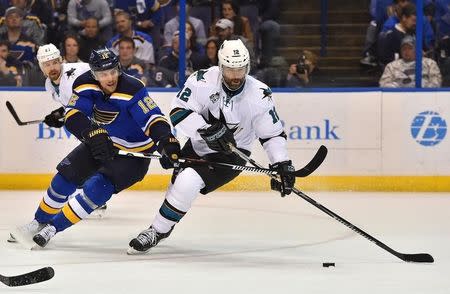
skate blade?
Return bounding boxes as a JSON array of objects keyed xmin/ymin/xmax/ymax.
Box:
[
  {"xmin": 126, "ymin": 246, "xmax": 150, "ymax": 255},
  {"xmin": 9, "ymin": 228, "xmax": 38, "ymax": 250},
  {"xmin": 7, "ymin": 233, "xmax": 17, "ymax": 243},
  {"xmin": 88, "ymin": 206, "xmax": 107, "ymax": 219}
]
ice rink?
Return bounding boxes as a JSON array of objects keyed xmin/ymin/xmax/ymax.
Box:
[{"xmin": 0, "ymin": 190, "xmax": 449, "ymax": 293}]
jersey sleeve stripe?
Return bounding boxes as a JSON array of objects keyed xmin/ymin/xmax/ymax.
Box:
[
  {"xmin": 170, "ymin": 108, "xmax": 193, "ymax": 127},
  {"xmin": 112, "ymin": 141, "xmax": 155, "ymax": 153},
  {"xmin": 144, "ymin": 117, "xmax": 169, "ymax": 136},
  {"xmin": 74, "ymin": 84, "xmax": 101, "ymax": 92},
  {"xmin": 64, "ymin": 109, "xmax": 80, "ymax": 121},
  {"xmin": 110, "ymin": 92, "xmax": 134, "ymax": 100}
]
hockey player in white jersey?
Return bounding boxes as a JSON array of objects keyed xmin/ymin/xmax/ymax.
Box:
[
  {"xmin": 8, "ymin": 45, "xmax": 97, "ymax": 244},
  {"xmin": 128, "ymin": 39, "xmax": 296, "ymax": 254},
  {"xmin": 37, "ymin": 44, "xmax": 90, "ymax": 128}
]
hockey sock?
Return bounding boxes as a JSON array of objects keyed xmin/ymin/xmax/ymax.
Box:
[
  {"xmin": 50, "ymin": 173, "xmax": 115, "ymax": 232},
  {"xmin": 34, "ymin": 173, "xmax": 77, "ymax": 223},
  {"xmin": 153, "ymin": 168, "xmax": 205, "ymax": 233}
]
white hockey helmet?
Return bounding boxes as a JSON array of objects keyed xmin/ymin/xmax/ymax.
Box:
[
  {"xmin": 218, "ymin": 39, "xmax": 250, "ymax": 74},
  {"xmin": 37, "ymin": 44, "xmax": 62, "ymax": 68}
]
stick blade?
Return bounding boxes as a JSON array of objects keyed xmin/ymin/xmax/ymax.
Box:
[
  {"xmin": 401, "ymin": 253, "xmax": 434, "ymax": 263},
  {"xmin": 294, "ymin": 145, "xmax": 328, "ymax": 177},
  {"xmin": 5, "ymin": 101, "xmax": 25, "ymax": 126},
  {"xmin": 3, "ymin": 267, "xmax": 54, "ymax": 287}
]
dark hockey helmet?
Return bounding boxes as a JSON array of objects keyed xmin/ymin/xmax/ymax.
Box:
[{"xmin": 89, "ymin": 48, "xmax": 121, "ymax": 74}]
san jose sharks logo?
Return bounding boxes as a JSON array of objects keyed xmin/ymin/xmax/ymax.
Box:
[
  {"xmin": 260, "ymin": 87, "xmax": 272, "ymax": 100},
  {"xmin": 65, "ymin": 68, "xmax": 76, "ymax": 78},
  {"xmin": 203, "ymin": 109, "xmax": 239, "ymax": 134}
]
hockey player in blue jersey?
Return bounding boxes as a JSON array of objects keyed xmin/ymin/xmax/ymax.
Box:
[{"xmin": 11, "ymin": 48, "xmax": 180, "ymax": 248}]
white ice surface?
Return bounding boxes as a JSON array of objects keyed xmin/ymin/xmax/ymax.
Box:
[{"xmin": 0, "ymin": 191, "xmax": 449, "ymax": 293}]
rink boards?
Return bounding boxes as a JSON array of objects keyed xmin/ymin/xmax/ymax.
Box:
[{"xmin": 0, "ymin": 90, "xmax": 449, "ymax": 191}]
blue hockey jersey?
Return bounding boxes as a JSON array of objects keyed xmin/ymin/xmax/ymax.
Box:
[{"xmin": 65, "ymin": 71, "xmax": 169, "ymax": 153}]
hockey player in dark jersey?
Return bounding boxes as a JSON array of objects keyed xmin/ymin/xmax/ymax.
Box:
[{"xmin": 11, "ymin": 48, "xmax": 180, "ymax": 248}]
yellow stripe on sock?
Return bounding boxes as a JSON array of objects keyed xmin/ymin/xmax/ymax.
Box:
[
  {"xmin": 62, "ymin": 205, "xmax": 81, "ymax": 224},
  {"xmin": 39, "ymin": 200, "xmax": 60, "ymax": 215}
]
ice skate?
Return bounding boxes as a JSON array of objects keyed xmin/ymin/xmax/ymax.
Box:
[
  {"xmin": 90, "ymin": 204, "xmax": 107, "ymax": 218},
  {"xmin": 9, "ymin": 220, "xmax": 45, "ymax": 249},
  {"xmin": 127, "ymin": 226, "xmax": 173, "ymax": 255},
  {"xmin": 33, "ymin": 224, "xmax": 57, "ymax": 248}
]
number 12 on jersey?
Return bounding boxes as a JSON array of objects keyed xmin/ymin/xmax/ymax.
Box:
[{"xmin": 176, "ymin": 87, "xmax": 192, "ymax": 102}]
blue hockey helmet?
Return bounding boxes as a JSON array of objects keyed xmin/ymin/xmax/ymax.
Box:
[{"xmin": 89, "ymin": 48, "xmax": 120, "ymax": 73}]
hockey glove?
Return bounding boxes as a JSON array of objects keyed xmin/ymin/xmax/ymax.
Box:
[
  {"xmin": 82, "ymin": 127, "xmax": 115, "ymax": 163},
  {"xmin": 157, "ymin": 134, "xmax": 181, "ymax": 169},
  {"xmin": 198, "ymin": 122, "xmax": 236, "ymax": 154},
  {"xmin": 44, "ymin": 107, "xmax": 65, "ymax": 128},
  {"xmin": 269, "ymin": 160, "xmax": 296, "ymax": 197}
]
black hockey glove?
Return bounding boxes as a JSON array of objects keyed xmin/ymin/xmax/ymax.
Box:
[
  {"xmin": 44, "ymin": 107, "xmax": 65, "ymax": 128},
  {"xmin": 82, "ymin": 127, "xmax": 115, "ymax": 163},
  {"xmin": 157, "ymin": 134, "xmax": 181, "ymax": 169},
  {"xmin": 198, "ymin": 122, "xmax": 236, "ymax": 154},
  {"xmin": 269, "ymin": 160, "xmax": 296, "ymax": 197}
]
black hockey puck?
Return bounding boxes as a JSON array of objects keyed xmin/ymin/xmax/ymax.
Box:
[{"xmin": 322, "ymin": 262, "xmax": 335, "ymax": 267}]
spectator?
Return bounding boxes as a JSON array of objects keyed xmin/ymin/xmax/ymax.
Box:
[
  {"xmin": 117, "ymin": 36, "xmax": 148, "ymax": 85},
  {"xmin": 106, "ymin": 11, "xmax": 155, "ymax": 64},
  {"xmin": 67, "ymin": 0, "xmax": 112, "ymax": 40},
  {"xmin": 61, "ymin": 34, "xmax": 82, "ymax": 63},
  {"xmin": 186, "ymin": 20, "xmax": 204, "ymax": 55},
  {"xmin": 10, "ymin": 0, "xmax": 53, "ymax": 26},
  {"xmin": 47, "ymin": 0, "xmax": 70, "ymax": 46},
  {"xmin": 77, "ymin": 18, "xmax": 106, "ymax": 62},
  {"xmin": 159, "ymin": 30, "xmax": 207, "ymax": 83},
  {"xmin": 380, "ymin": 36, "xmax": 442, "ymax": 87},
  {"xmin": 0, "ymin": 5, "xmax": 45, "ymax": 45},
  {"xmin": 382, "ymin": 1, "xmax": 435, "ymax": 51},
  {"xmin": 205, "ymin": 37, "xmax": 219, "ymax": 66},
  {"xmin": 361, "ymin": 0, "xmax": 406, "ymax": 67},
  {"xmin": 435, "ymin": 0, "xmax": 450, "ymax": 38},
  {"xmin": 257, "ymin": 0, "xmax": 281, "ymax": 68},
  {"xmin": 0, "ymin": 7, "xmax": 37, "ymax": 64},
  {"xmin": 219, "ymin": 0, "xmax": 253, "ymax": 44},
  {"xmin": 146, "ymin": 65, "xmax": 176, "ymax": 87},
  {"xmin": 377, "ymin": 3, "xmax": 416, "ymax": 66},
  {"xmin": 214, "ymin": 18, "xmax": 256, "ymax": 72},
  {"xmin": 163, "ymin": 3, "xmax": 206, "ymax": 47},
  {"xmin": 255, "ymin": 56, "xmax": 288, "ymax": 87},
  {"xmin": 114, "ymin": 0, "xmax": 163, "ymax": 52},
  {"xmin": 0, "ymin": 40, "xmax": 23, "ymax": 86},
  {"xmin": 286, "ymin": 50, "xmax": 325, "ymax": 87}
]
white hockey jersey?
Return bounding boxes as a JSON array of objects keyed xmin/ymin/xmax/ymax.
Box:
[
  {"xmin": 170, "ymin": 66, "xmax": 289, "ymax": 164},
  {"xmin": 44, "ymin": 63, "xmax": 90, "ymax": 106}
]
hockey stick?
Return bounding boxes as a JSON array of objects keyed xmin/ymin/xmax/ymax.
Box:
[
  {"xmin": 117, "ymin": 149, "xmax": 325, "ymax": 177},
  {"xmin": 229, "ymin": 145, "xmax": 434, "ymax": 263},
  {"xmin": 5, "ymin": 101, "xmax": 43, "ymax": 126},
  {"xmin": 0, "ymin": 267, "xmax": 54, "ymax": 287}
]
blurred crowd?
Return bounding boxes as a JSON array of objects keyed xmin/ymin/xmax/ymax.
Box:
[
  {"xmin": 360, "ymin": 0, "xmax": 450, "ymax": 87},
  {"xmin": 1, "ymin": 0, "xmax": 449, "ymax": 88},
  {"xmin": 0, "ymin": 0, "xmax": 282, "ymax": 87}
]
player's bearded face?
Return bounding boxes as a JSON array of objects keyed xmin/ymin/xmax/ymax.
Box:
[
  {"xmin": 222, "ymin": 66, "xmax": 246, "ymax": 90},
  {"xmin": 42, "ymin": 59, "xmax": 62, "ymax": 81},
  {"xmin": 94, "ymin": 67, "xmax": 120, "ymax": 94}
]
